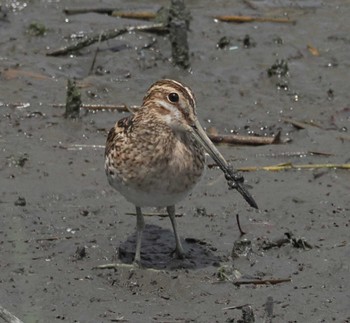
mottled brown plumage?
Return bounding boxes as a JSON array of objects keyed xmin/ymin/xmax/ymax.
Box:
[
  {"xmin": 105, "ymin": 80, "xmax": 205, "ymax": 208},
  {"xmin": 104, "ymin": 79, "xmax": 254, "ymax": 266}
]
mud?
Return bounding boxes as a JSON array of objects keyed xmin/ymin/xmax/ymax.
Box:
[{"xmin": 0, "ymin": 1, "xmax": 349, "ymax": 322}]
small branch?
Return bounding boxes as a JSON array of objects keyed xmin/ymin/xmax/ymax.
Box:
[
  {"xmin": 51, "ymin": 103, "xmax": 139, "ymax": 113},
  {"xmin": 64, "ymin": 7, "xmax": 158, "ymax": 21},
  {"xmin": 222, "ymin": 304, "xmax": 250, "ymax": 311},
  {"xmin": 93, "ymin": 263, "xmax": 125, "ymax": 270},
  {"xmin": 93, "ymin": 263, "xmax": 161, "ymax": 272},
  {"xmin": 46, "ymin": 23, "xmax": 166, "ymax": 56},
  {"xmin": 282, "ymin": 117, "xmax": 323, "ymax": 129},
  {"xmin": 236, "ymin": 214, "xmax": 246, "ymax": 236},
  {"xmin": 64, "ymin": 7, "xmax": 117, "ymax": 15},
  {"xmin": 214, "ymin": 15, "xmax": 296, "ymax": 24},
  {"xmin": 233, "ymin": 278, "xmax": 291, "ymax": 286},
  {"xmin": 208, "ymin": 131, "xmax": 281, "ymax": 145},
  {"xmin": 88, "ymin": 31, "xmax": 103, "ymax": 75},
  {"xmin": 338, "ymin": 134, "xmax": 350, "ymax": 141},
  {"xmin": 35, "ymin": 236, "xmax": 73, "ymax": 242},
  {"xmin": 238, "ymin": 163, "xmax": 350, "ymax": 172},
  {"xmin": 111, "ymin": 11, "xmax": 157, "ymax": 20},
  {"xmin": 0, "ymin": 305, "xmax": 24, "ymax": 323},
  {"xmin": 64, "ymin": 144, "xmax": 105, "ymax": 150},
  {"xmin": 126, "ymin": 212, "xmax": 183, "ymax": 217}
]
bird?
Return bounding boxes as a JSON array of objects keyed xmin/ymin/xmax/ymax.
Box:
[{"xmin": 105, "ymin": 79, "xmax": 257, "ymax": 266}]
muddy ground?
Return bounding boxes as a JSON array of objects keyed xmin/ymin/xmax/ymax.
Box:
[{"xmin": 0, "ymin": 0, "xmax": 349, "ymax": 322}]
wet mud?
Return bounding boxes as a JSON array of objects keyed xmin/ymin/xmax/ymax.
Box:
[{"xmin": 0, "ymin": 0, "xmax": 349, "ymax": 322}]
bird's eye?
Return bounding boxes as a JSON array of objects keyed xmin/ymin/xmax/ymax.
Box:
[{"xmin": 168, "ymin": 92, "xmax": 179, "ymax": 103}]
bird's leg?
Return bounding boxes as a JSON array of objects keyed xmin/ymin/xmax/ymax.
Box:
[
  {"xmin": 134, "ymin": 206, "xmax": 145, "ymax": 267},
  {"xmin": 167, "ymin": 205, "xmax": 185, "ymax": 259}
]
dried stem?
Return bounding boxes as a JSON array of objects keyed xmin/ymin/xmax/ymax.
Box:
[
  {"xmin": 238, "ymin": 163, "xmax": 350, "ymax": 172},
  {"xmin": 111, "ymin": 11, "xmax": 157, "ymax": 20},
  {"xmin": 233, "ymin": 278, "xmax": 291, "ymax": 286},
  {"xmin": 64, "ymin": 7, "xmax": 117, "ymax": 15},
  {"xmin": 208, "ymin": 131, "xmax": 281, "ymax": 145},
  {"xmin": 126, "ymin": 212, "xmax": 183, "ymax": 217},
  {"xmin": 46, "ymin": 23, "xmax": 166, "ymax": 56},
  {"xmin": 0, "ymin": 305, "xmax": 24, "ymax": 323},
  {"xmin": 51, "ymin": 103, "xmax": 139, "ymax": 113},
  {"xmin": 236, "ymin": 214, "xmax": 246, "ymax": 236},
  {"xmin": 214, "ymin": 15, "xmax": 295, "ymax": 24}
]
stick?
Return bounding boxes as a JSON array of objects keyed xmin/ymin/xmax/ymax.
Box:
[
  {"xmin": 208, "ymin": 131, "xmax": 281, "ymax": 145},
  {"xmin": 35, "ymin": 236, "xmax": 72, "ymax": 242},
  {"xmin": 46, "ymin": 23, "xmax": 166, "ymax": 56},
  {"xmin": 238, "ymin": 163, "xmax": 350, "ymax": 172},
  {"xmin": 51, "ymin": 103, "xmax": 139, "ymax": 112},
  {"xmin": 93, "ymin": 263, "xmax": 161, "ymax": 272},
  {"xmin": 214, "ymin": 15, "xmax": 295, "ymax": 24},
  {"xmin": 282, "ymin": 117, "xmax": 323, "ymax": 129},
  {"xmin": 64, "ymin": 7, "xmax": 117, "ymax": 15},
  {"xmin": 0, "ymin": 305, "xmax": 24, "ymax": 323},
  {"xmin": 233, "ymin": 278, "xmax": 291, "ymax": 286},
  {"xmin": 126, "ymin": 212, "xmax": 183, "ymax": 217},
  {"xmin": 64, "ymin": 7, "xmax": 158, "ymax": 21},
  {"xmin": 88, "ymin": 32, "xmax": 103, "ymax": 75},
  {"xmin": 111, "ymin": 11, "xmax": 157, "ymax": 20},
  {"xmin": 236, "ymin": 214, "xmax": 246, "ymax": 236},
  {"xmin": 222, "ymin": 304, "xmax": 250, "ymax": 311}
]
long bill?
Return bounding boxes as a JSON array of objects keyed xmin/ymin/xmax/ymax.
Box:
[{"xmin": 190, "ymin": 119, "xmax": 258, "ymax": 209}]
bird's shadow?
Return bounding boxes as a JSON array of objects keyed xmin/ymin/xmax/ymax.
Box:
[{"xmin": 118, "ymin": 224, "xmax": 221, "ymax": 270}]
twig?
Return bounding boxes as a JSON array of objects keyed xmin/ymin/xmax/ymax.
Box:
[
  {"xmin": 36, "ymin": 236, "xmax": 73, "ymax": 242},
  {"xmin": 233, "ymin": 278, "xmax": 291, "ymax": 286},
  {"xmin": 126, "ymin": 212, "xmax": 183, "ymax": 217},
  {"xmin": 111, "ymin": 11, "xmax": 157, "ymax": 20},
  {"xmin": 222, "ymin": 303, "xmax": 250, "ymax": 311},
  {"xmin": 111, "ymin": 317, "xmax": 128, "ymax": 322},
  {"xmin": 214, "ymin": 15, "xmax": 295, "ymax": 24},
  {"xmin": 46, "ymin": 23, "xmax": 166, "ymax": 56},
  {"xmin": 64, "ymin": 7, "xmax": 158, "ymax": 21},
  {"xmin": 282, "ymin": 117, "xmax": 323, "ymax": 129},
  {"xmin": 338, "ymin": 134, "xmax": 350, "ymax": 141},
  {"xmin": 0, "ymin": 304, "xmax": 24, "ymax": 323},
  {"xmin": 93, "ymin": 263, "xmax": 161, "ymax": 272},
  {"xmin": 93, "ymin": 263, "xmax": 124, "ymax": 270},
  {"xmin": 64, "ymin": 144, "xmax": 105, "ymax": 150},
  {"xmin": 64, "ymin": 7, "xmax": 117, "ymax": 15},
  {"xmin": 238, "ymin": 162, "xmax": 350, "ymax": 172},
  {"xmin": 89, "ymin": 31, "xmax": 103, "ymax": 75},
  {"xmin": 208, "ymin": 131, "xmax": 281, "ymax": 145},
  {"xmin": 51, "ymin": 103, "xmax": 139, "ymax": 112},
  {"xmin": 236, "ymin": 214, "xmax": 246, "ymax": 236}
]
